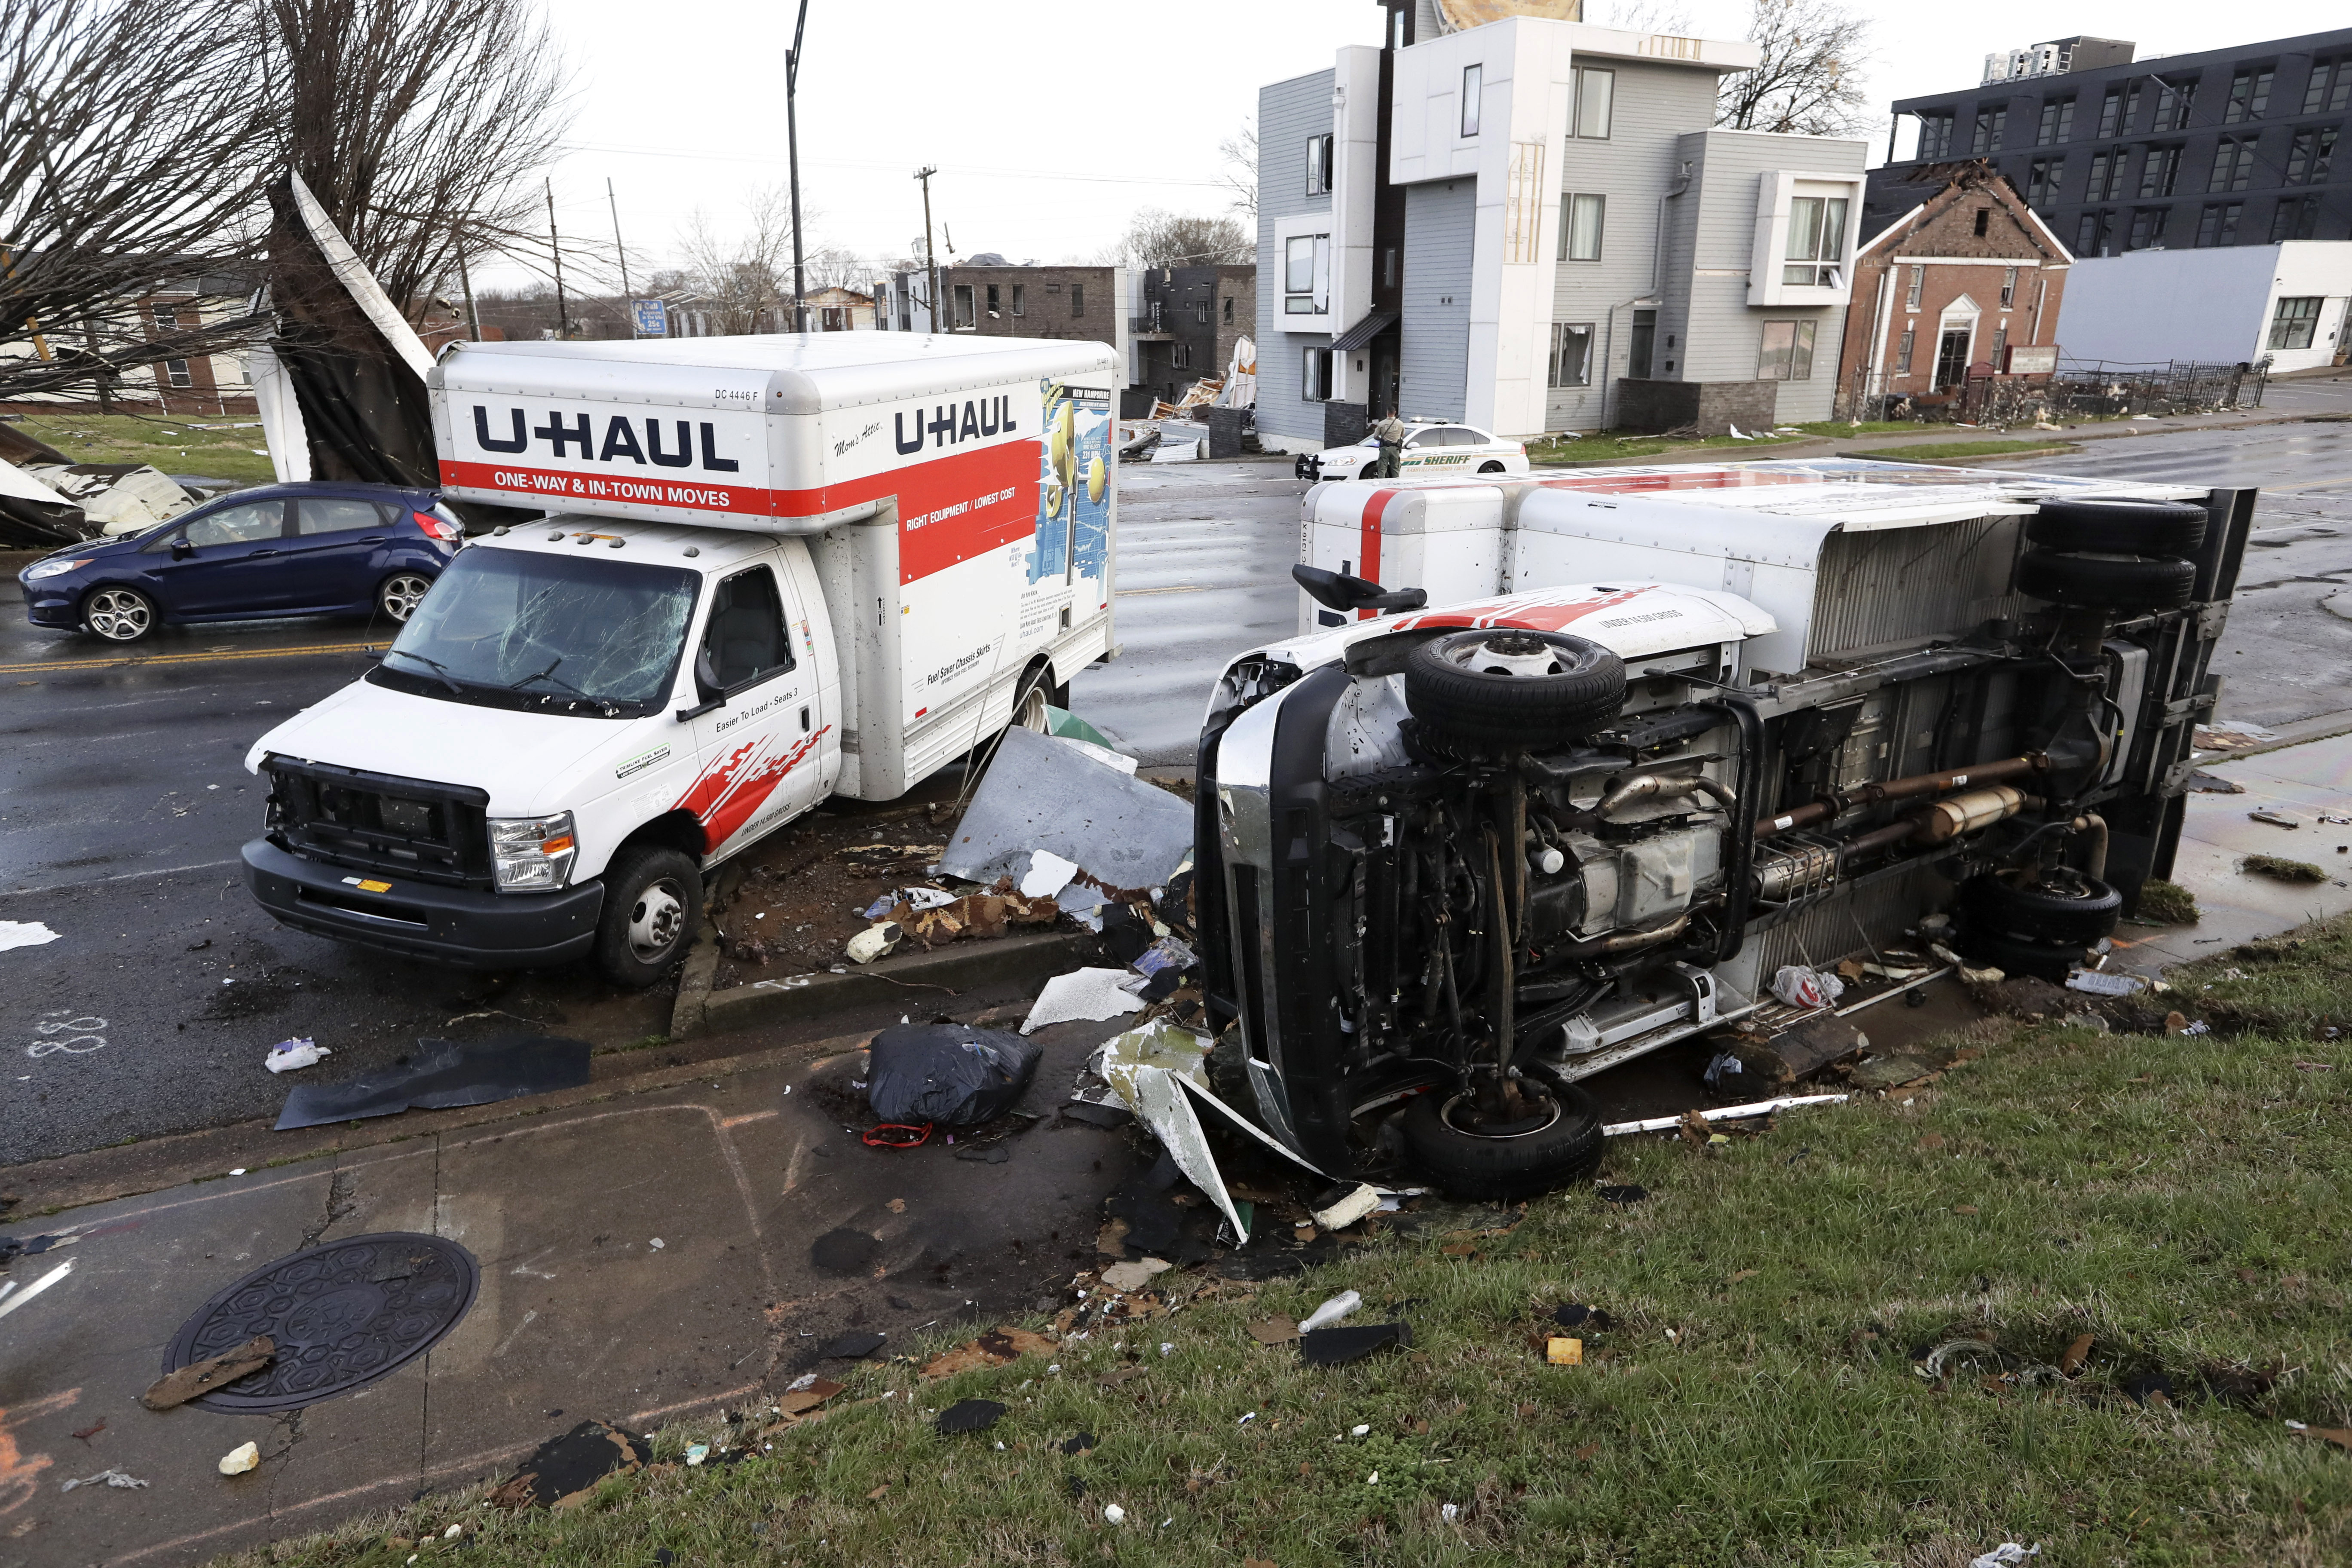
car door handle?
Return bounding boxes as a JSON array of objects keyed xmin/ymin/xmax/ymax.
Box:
[
  {"xmin": 249, "ymin": 549, "xmax": 279, "ymax": 557},
  {"xmin": 358, "ymin": 536, "xmax": 386, "ymax": 544}
]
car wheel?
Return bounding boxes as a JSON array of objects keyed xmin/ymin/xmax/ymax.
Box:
[
  {"xmin": 1403, "ymin": 628, "xmax": 1626, "ymax": 746},
  {"xmin": 83, "ymin": 585, "xmax": 155, "ymax": 643},
  {"xmin": 594, "ymin": 845, "xmax": 703, "ymax": 988},
  {"xmin": 1959, "ymin": 928, "xmax": 2087, "ymax": 984},
  {"xmin": 1359, "ymin": 463, "xmax": 1379, "ymax": 481},
  {"xmin": 1477, "ymin": 460, "xmax": 1505, "ymax": 474},
  {"xmin": 377, "ymin": 573, "xmax": 434, "ymax": 623},
  {"xmin": 1401, "ymin": 1068, "xmax": 1605, "ymax": 1200},
  {"xmin": 2016, "ymin": 549, "xmax": 2196, "ymax": 609},
  {"xmin": 1961, "ymin": 870, "xmax": 2122, "ymax": 946}
]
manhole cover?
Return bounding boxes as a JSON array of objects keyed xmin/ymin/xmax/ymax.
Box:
[{"xmin": 163, "ymin": 1232, "xmax": 478, "ymax": 1412}]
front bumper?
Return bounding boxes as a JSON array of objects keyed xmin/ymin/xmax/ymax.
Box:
[
  {"xmin": 242, "ymin": 838, "xmax": 603, "ymax": 968},
  {"xmin": 20, "ymin": 587, "xmax": 79, "ymax": 627}
]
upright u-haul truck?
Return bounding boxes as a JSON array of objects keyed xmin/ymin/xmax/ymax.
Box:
[{"xmin": 241, "ymin": 334, "xmax": 1119, "ymax": 985}]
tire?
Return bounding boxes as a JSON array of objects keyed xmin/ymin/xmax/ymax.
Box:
[
  {"xmin": 1477, "ymin": 460, "xmax": 1506, "ymax": 474},
  {"xmin": 83, "ymin": 585, "xmax": 155, "ymax": 642},
  {"xmin": 2027, "ymin": 498, "xmax": 2207, "ymax": 558},
  {"xmin": 1010, "ymin": 665, "xmax": 1053, "ymax": 734},
  {"xmin": 593, "ymin": 845, "xmax": 703, "ymax": 988},
  {"xmin": 2015, "ymin": 548, "xmax": 2196, "ymax": 610},
  {"xmin": 377, "ymin": 572, "xmax": 434, "ymax": 623},
  {"xmin": 1402, "ymin": 1071, "xmax": 1605, "ymax": 1200},
  {"xmin": 1959, "ymin": 927, "xmax": 2086, "ymax": 983},
  {"xmin": 1359, "ymin": 463, "xmax": 1379, "ymax": 481},
  {"xmin": 1961, "ymin": 871, "xmax": 2122, "ymax": 946},
  {"xmin": 1403, "ymin": 628, "xmax": 1626, "ymax": 745}
]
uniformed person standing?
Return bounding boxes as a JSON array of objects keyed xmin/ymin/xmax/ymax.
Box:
[{"xmin": 1371, "ymin": 412, "xmax": 1407, "ymax": 478}]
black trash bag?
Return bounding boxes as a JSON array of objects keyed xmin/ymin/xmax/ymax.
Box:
[{"xmin": 865, "ymin": 1023, "xmax": 1042, "ymax": 1126}]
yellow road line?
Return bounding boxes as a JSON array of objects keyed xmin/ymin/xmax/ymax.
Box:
[{"xmin": 0, "ymin": 640, "xmax": 384, "ymax": 676}]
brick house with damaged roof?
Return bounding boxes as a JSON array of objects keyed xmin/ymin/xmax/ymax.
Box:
[{"xmin": 1834, "ymin": 163, "xmax": 2073, "ymax": 417}]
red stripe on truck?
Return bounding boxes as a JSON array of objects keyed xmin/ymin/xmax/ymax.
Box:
[
  {"xmin": 437, "ymin": 440, "xmax": 1040, "ymax": 585},
  {"xmin": 1356, "ymin": 488, "xmax": 1396, "ymax": 621}
]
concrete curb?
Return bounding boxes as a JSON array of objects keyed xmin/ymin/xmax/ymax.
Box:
[
  {"xmin": 669, "ymin": 925, "xmax": 723, "ymax": 1041},
  {"xmin": 700, "ymin": 929, "xmax": 1103, "ymax": 1035},
  {"xmin": 2196, "ymin": 707, "xmax": 2352, "ymax": 766}
]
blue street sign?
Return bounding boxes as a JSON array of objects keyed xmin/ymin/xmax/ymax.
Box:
[{"xmin": 631, "ymin": 298, "xmax": 668, "ymax": 336}]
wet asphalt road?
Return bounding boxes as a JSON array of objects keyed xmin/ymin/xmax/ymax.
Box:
[{"xmin": 10, "ymin": 414, "xmax": 2352, "ymax": 1165}]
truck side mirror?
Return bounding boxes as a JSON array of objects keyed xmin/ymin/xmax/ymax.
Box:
[{"xmin": 1292, "ymin": 564, "xmax": 1427, "ymax": 615}]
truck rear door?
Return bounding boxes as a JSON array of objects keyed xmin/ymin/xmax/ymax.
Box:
[{"xmin": 678, "ymin": 557, "xmax": 827, "ymax": 860}]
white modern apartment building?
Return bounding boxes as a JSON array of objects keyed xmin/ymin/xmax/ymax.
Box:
[{"xmin": 1256, "ymin": 0, "xmax": 1869, "ymax": 451}]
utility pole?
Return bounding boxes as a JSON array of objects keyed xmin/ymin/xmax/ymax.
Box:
[
  {"xmin": 456, "ymin": 238, "xmax": 482, "ymax": 342},
  {"xmin": 784, "ymin": 0, "xmax": 810, "ymax": 333},
  {"xmin": 545, "ymin": 178, "xmax": 571, "ymax": 340},
  {"xmin": 915, "ymin": 165, "xmax": 939, "ymax": 335},
  {"xmin": 607, "ymin": 177, "xmax": 634, "ymax": 334}
]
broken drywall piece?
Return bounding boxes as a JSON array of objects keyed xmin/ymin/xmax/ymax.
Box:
[
  {"xmin": 1021, "ymin": 850, "xmax": 1080, "ymax": 899},
  {"xmin": 1021, "ymin": 968, "xmax": 1145, "ymax": 1034},
  {"xmin": 0, "ymin": 921, "xmax": 62, "ymax": 952}
]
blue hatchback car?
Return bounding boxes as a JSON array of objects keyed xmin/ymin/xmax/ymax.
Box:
[{"xmin": 16, "ymin": 481, "xmax": 465, "ymax": 643}]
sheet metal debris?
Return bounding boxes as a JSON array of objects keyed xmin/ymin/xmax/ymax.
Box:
[
  {"xmin": 273, "ymin": 1035, "xmax": 590, "ymax": 1130},
  {"xmin": 1600, "ymin": 1094, "xmax": 1849, "ymax": 1136},
  {"xmin": 940, "ymin": 725, "xmax": 1192, "ymax": 910},
  {"xmin": 1023, "ymin": 969, "xmax": 1146, "ymax": 1033}
]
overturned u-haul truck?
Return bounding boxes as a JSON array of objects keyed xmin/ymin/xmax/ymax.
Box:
[{"xmin": 1195, "ymin": 459, "xmax": 2249, "ymax": 1193}]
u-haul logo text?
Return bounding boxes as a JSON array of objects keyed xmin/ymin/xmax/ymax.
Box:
[
  {"xmin": 472, "ymin": 406, "xmax": 742, "ymax": 473},
  {"xmin": 893, "ymin": 395, "xmax": 1020, "ymax": 455}
]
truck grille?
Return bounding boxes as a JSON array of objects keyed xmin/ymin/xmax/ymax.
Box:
[{"xmin": 263, "ymin": 759, "xmax": 493, "ymax": 887}]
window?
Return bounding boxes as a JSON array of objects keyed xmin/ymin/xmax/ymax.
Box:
[
  {"xmin": 1223, "ymin": 295, "xmax": 1234, "ymax": 323},
  {"xmin": 1916, "ymin": 111, "xmax": 1955, "ymax": 161},
  {"xmin": 2097, "ymin": 86, "xmax": 2129, "ymax": 138},
  {"xmin": 1990, "ymin": 325, "xmax": 2008, "ymax": 365},
  {"xmin": 986, "ymin": 283, "xmax": 1001, "ymax": 318},
  {"xmin": 164, "ymin": 359, "xmax": 193, "ymax": 388},
  {"xmin": 1895, "ymin": 325, "xmax": 1916, "ymax": 374},
  {"xmin": 1548, "ymin": 321, "xmax": 1594, "ymax": 387},
  {"xmin": 1782, "ymin": 194, "xmax": 1847, "ymax": 287},
  {"xmin": 2286, "ymin": 126, "xmax": 2339, "ymax": 185},
  {"xmin": 2036, "ymin": 96, "xmax": 2075, "ymax": 145},
  {"xmin": 2154, "ymin": 76, "xmax": 2196, "ymax": 132},
  {"xmin": 1301, "ymin": 346, "xmax": 1333, "ymax": 401},
  {"xmin": 1970, "ymin": 105, "xmax": 2007, "ymax": 155},
  {"xmin": 1172, "ymin": 342, "xmax": 1192, "ymax": 369},
  {"xmin": 2086, "ymin": 150, "xmax": 2120, "ymax": 202},
  {"xmin": 1627, "ymin": 308, "xmax": 1656, "ymax": 379},
  {"xmin": 1011, "ymin": 284, "xmax": 1025, "ymax": 317},
  {"xmin": 2269, "ymin": 295, "xmax": 2325, "ymax": 351},
  {"xmin": 2077, "ymin": 209, "xmax": 2113, "ymax": 255},
  {"xmin": 2196, "ymin": 202, "xmax": 2243, "ymax": 248},
  {"xmin": 2304, "ymin": 58, "xmax": 2352, "ymax": 116},
  {"xmin": 700, "ymin": 567, "xmax": 793, "ymax": 691},
  {"xmin": 2000, "ymin": 267, "xmax": 2018, "ymax": 307},
  {"xmin": 184, "ymin": 501, "xmax": 284, "ymax": 548},
  {"xmin": 2209, "ymin": 138, "xmax": 2258, "ymax": 192},
  {"xmin": 952, "ymin": 284, "xmax": 975, "ymax": 329},
  {"xmin": 2272, "ymin": 194, "xmax": 2323, "ymax": 242},
  {"xmin": 2139, "ymin": 145, "xmax": 2181, "ymax": 199},
  {"xmin": 1756, "ymin": 320, "xmax": 1816, "ymax": 381},
  {"xmin": 1070, "ymin": 283, "xmax": 1084, "ymax": 317},
  {"xmin": 1559, "ymin": 193, "xmax": 1605, "ymax": 261},
  {"xmin": 2127, "ymin": 207, "xmax": 2169, "ymax": 250},
  {"xmin": 1306, "ymin": 133, "xmax": 1333, "ymax": 196},
  {"xmin": 295, "ymin": 497, "xmax": 386, "ymax": 536},
  {"xmin": 2027, "ymin": 160, "xmax": 2065, "ymax": 209},
  {"xmin": 1975, "ymin": 206, "xmax": 1992, "ymax": 236},
  {"xmin": 1460, "ymin": 64, "xmax": 1482, "ymax": 137},
  {"xmin": 1573, "ymin": 67, "xmax": 1614, "ymax": 138},
  {"xmin": 2224, "ymin": 67, "xmax": 2274, "ymax": 123},
  {"xmin": 1284, "ymin": 233, "xmax": 1331, "ymax": 314}
]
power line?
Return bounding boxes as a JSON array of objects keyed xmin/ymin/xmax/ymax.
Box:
[{"xmin": 560, "ymin": 141, "xmax": 1227, "ymax": 190}]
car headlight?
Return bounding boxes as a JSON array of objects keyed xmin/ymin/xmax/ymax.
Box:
[
  {"xmin": 489, "ymin": 812, "xmax": 578, "ymax": 891},
  {"xmin": 25, "ymin": 557, "xmax": 91, "ymax": 580}
]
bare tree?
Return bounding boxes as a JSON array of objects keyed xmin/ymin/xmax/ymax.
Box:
[
  {"xmin": 0, "ymin": 0, "xmax": 278, "ymax": 403},
  {"xmin": 676, "ymin": 188, "xmax": 804, "ymax": 335},
  {"xmin": 263, "ymin": 0, "xmax": 577, "ymax": 315},
  {"xmin": 1217, "ymin": 120, "xmax": 1257, "ymax": 224},
  {"xmin": 1715, "ymin": 0, "xmax": 1872, "ymax": 137},
  {"xmin": 1110, "ymin": 209, "xmax": 1253, "ymax": 269}
]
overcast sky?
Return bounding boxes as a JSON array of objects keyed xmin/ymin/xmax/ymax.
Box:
[{"xmin": 506, "ymin": 0, "xmax": 2349, "ymax": 294}]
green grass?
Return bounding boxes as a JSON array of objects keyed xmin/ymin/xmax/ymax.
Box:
[
  {"xmin": 1790, "ymin": 420, "xmax": 1924, "ymax": 436},
  {"xmin": 1843, "ymin": 439, "xmax": 2079, "ymax": 464},
  {"xmin": 1528, "ymin": 429, "xmax": 1805, "ymax": 465},
  {"xmin": 230, "ymin": 923, "xmax": 2352, "ymax": 1567},
  {"xmin": 7, "ymin": 411, "xmax": 277, "ymax": 485}
]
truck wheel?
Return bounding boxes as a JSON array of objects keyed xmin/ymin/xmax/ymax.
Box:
[
  {"xmin": 1401, "ymin": 1069, "xmax": 1605, "ymax": 1200},
  {"xmin": 2016, "ymin": 549, "xmax": 2196, "ymax": 609},
  {"xmin": 84, "ymin": 585, "xmax": 156, "ymax": 642},
  {"xmin": 1961, "ymin": 871, "xmax": 2122, "ymax": 946},
  {"xmin": 1403, "ymin": 628, "xmax": 1625, "ymax": 745},
  {"xmin": 2026, "ymin": 499, "xmax": 2208, "ymax": 558},
  {"xmin": 1959, "ymin": 928, "xmax": 2086, "ymax": 984},
  {"xmin": 1011, "ymin": 666, "xmax": 1053, "ymax": 733},
  {"xmin": 594, "ymin": 846, "xmax": 703, "ymax": 988}
]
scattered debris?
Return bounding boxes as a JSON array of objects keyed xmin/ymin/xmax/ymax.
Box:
[
  {"xmin": 684, "ymin": 1443, "xmax": 710, "ymax": 1467},
  {"xmin": 1248, "ymin": 1317, "xmax": 1299, "ymax": 1345},
  {"xmin": 1546, "ymin": 1337, "xmax": 1583, "ymax": 1366},
  {"xmin": 1595, "ymin": 1185, "xmax": 1649, "ymax": 1205},
  {"xmin": 1020, "ymin": 850, "xmax": 1081, "ymax": 899},
  {"xmin": 1103, "ymin": 1503, "xmax": 1127, "ymax": 1526},
  {"xmin": 939, "ymin": 726, "xmax": 1192, "ymax": 910},
  {"xmin": 142, "ymin": 1335, "xmax": 274, "ymax": 1410},
  {"xmin": 1298, "ymin": 1290, "xmax": 1362, "ymax": 1333},
  {"xmin": 1553, "ymin": 1304, "xmax": 1613, "ymax": 1331},
  {"xmin": 2065, "ymin": 970, "xmax": 2145, "ymax": 996},
  {"xmin": 1969, "ymin": 1546, "xmax": 2041, "ymax": 1568},
  {"xmin": 1600, "ymin": 1094, "xmax": 1847, "ymax": 1136},
  {"xmin": 777, "ymin": 1378, "xmax": 845, "ymax": 1416},
  {"xmin": 1023, "ymin": 969, "xmax": 1147, "ymax": 1033},
  {"xmin": 2248, "ymin": 810, "xmax": 2301, "ymax": 829},
  {"xmin": 2060, "ymin": 1334, "xmax": 2094, "ymax": 1375},
  {"xmin": 2243, "ymin": 854, "xmax": 2327, "ymax": 883},
  {"xmin": 1299, "ymin": 1322, "xmax": 1411, "ymax": 1366},
  {"xmin": 2287, "ymin": 1420, "xmax": 2352, "ymax": 1451},
  {"xmin": 2183, "ymin": 771, "xmax": 2245, "ymax": 794},
  {"xmin": 817, "ymin": 1331, "xmax": 887, "ymax": 1360},
  {"xmin": 486, "ymin": 1420, "xmax": 652, "ymax": 1509},
  {"xmin": 0, "ymin": 1259, "xmax": 75, "ymax": 1320},
  {"xmin": 273, "ymin": 1034, "xmax": 591, "ymax": 1130},
  {"xmin": 0, "ymin": 921, "xmax": 61, "ymax": 952},
  {"xmin": 1309, "ymin": 1183, "xmax": 1382, "ymax": 1232},
  {"xmin": 936, "ymin": 1399, "xmax": 1007, "ymax": 1435},
  {"xmin": 809, "ymin": 1229, "xmax": 882, "ymax": 1276},
  {"xmin": 263, "ymin": 1038, "xmax": 330, "ymax": 1074},
  {"xmin": 864, "ymin": 1023, "xmax": 1042, "ymax": 1127},
  {"xmin": 845, "ymin": 922, "xmax": 902, "ymax": 965},
  {"xmin": 2132, "ymin": 879, "xmax": 2200, "ymax": 924},
  {"xmin": 217, "ymin": 1441, "xmax": 260, "ymax": 1476},
  {"xmin": 921, "ymin": 1326, "xmax": 1056, "ymax": 1379},
  {"xmin": 1100, "ymin": 1258, "xmax": 1172, "ymax": 1293},
  {"xmin": 59, "ymin": 1469, "xmax": 148, "ymax": 1493}
]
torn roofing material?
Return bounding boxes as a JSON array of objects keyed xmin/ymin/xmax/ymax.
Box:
[
  {"xmin": 939, "ymin": 725, "xmax": 1192, "ymax": 909},
  {"xmin": 273, "ymin": 1034, "xmax": 591, "ymax": 1130}
]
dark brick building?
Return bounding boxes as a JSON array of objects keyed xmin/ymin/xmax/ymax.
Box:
[
  {"xmin": 1864, "ymin": 28, "xmax": 2352, "ymax": 260},
  {"xmin": 1128, "ymin": 265, "xmax": 1256, "ymax": 408}
]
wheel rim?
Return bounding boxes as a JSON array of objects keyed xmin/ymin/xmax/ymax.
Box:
[
  {"xmin": 1438, "ymin": 1091, "xmax": 1562, "ymax": 1140},
  {"xmin": 86, "ymin": 588, "xmax": 150, "ymax": 640},
  {"xmin": 381, "ymin": 575, "xmax": 432, "ymax": 622},
  {"xmin": 1441, "ymin": 631, "xmax": 1578, "ymax": 679},
  {"xmin": 1015, "ymin": 683, "xmax": 1050, "ymax": 732},
  {"xmin": 626, "ymin": 879, "xmax": 687, "ymax": 963}
]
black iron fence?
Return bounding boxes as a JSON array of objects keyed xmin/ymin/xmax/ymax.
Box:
[{"xmin": 1841, "ymin": 357, "xmax": 2270, "ymax": 427}]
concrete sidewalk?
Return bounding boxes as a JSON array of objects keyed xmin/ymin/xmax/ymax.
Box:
[{"xmin": 0, "ymin": 1014, "xmax": 1145, "ymax": 1566}]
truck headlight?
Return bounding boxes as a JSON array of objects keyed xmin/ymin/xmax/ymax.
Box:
[{"xmin": 489, "ymin": 812, "xmax": 578, "ymax": 891}]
